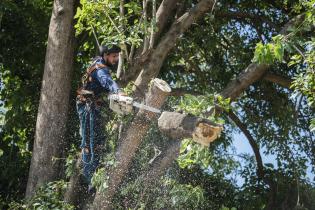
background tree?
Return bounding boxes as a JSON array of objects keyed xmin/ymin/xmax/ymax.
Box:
[{"xmin": 25, "ymin": 0, "xmax": 79, "ymax": 198}]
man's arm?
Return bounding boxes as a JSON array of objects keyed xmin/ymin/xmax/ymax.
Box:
[{"xmin": 96, "ymin": 69, "xmax": 120, "ymax": 93}]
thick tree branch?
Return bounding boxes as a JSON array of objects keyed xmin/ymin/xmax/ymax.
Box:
[
  {"xmin": 220, "ymin": 63, "xmax": 270, "ymax": 101},
  {"xmin": 219, "ymin": 14, "xmax": 305, "ymax": 102},
  {"xmin": 133, "ymin": 0, "xmax": 217, "ymax": 99},
  {"xmin": 154, "ymin": 0, "xmax": 180, "ymax": 43},
  {"xmin": 263, "ymin": 72, "xmax": 293, "ymax": 89},
  {"xmin": 119, "ymin": 0, "xmax": 184, "ymax": 86},
  {"xmin": 226, "ymin": 110, "xmax": 264, "ymax": 179},
  {"xmin": 158, "ymin": 112, "xmax": 223, "ymax": 146}
]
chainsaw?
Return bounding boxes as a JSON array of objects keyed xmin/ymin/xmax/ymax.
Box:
[{"xmin": 108, "ymin": 94, "xmax": 161, "ymax": 115}]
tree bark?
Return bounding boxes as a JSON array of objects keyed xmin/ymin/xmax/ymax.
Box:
[
  {"xmin": 25, "ymin": 0, "xmax": 77, "ymax": 198},
  {"xmin": 158, "ymin": 112, "xmax": 223, "ymax": 146},
  {"xmin": 220, "ymin": 63, "xmax": 270, "ymax": 101},
  {"xmin": 153, "ymin": 0, "xmax": 180, "ymax": 45},
  {"xmin": 93, "ymin": 78, "xmax": 171, "ymax": 209},
  {"xmin": 132, "ymin": 0, "xmax": 216, "ymax": 99},
  {"xmin": 263, "ymin": 72, "xmax": 292, "ymax": 89}
]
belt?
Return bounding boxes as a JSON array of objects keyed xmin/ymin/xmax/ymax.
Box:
[{"xmin": 76, "ymin": 94, "xmax": 105, "ymax": 107}]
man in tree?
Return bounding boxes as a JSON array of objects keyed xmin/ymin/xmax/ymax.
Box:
[{"xmin": 76, "ymin": 44, "xmax": 123, "ymax": 192}]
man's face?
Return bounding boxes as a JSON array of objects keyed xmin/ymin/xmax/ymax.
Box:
[{"xmin": 104, "ymin": 52, "xmax": 119, "ymax": 66}]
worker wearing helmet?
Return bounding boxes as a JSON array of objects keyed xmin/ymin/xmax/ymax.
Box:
[{"xmin": 76, "ymin": 44, "xmax": 124, "ymax": 193}]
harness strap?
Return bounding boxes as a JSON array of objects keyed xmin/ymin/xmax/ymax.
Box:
[
  {"xmin": 86, "ymin": 63, "xmax": 107, "ymax": 75},
  {"xmin": 76, "ymin": 62, "xmax": 107, "ymax": 98}
]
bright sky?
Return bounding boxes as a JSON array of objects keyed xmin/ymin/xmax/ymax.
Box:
[{"xmin": 232, "ymin": 132, "xmax": 315, "ymax": 186}]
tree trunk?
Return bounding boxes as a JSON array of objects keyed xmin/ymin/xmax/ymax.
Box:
[
  {"xmin": 158, "ymin": 111, "xmax": 223, "ymax": 146},
  {"xmin": 93, "ymin": 78, "xmax": 171, "ymax": 209},
  {"xmin": 25, "ymin": 0, "xmax": 77, "ymax": 198}
]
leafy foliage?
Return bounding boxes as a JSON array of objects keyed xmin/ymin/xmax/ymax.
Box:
[
  {"xmin": 8, "ymin": 181, "xmax": 74, "ymax": 210},
  {"xmin": 253, "ymin": 0, "xmax": 315, "ymax": 132},
  {"xmin": 0, "ymin": 0, "xmax": 51, "ymax": 204},
  {"xmin": 75, "ymin": 0, "xmax": 144, "ymax": 48}
]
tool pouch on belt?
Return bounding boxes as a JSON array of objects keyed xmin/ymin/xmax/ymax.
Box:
[
  {"xmin": 76, "ymin": 59, "xmax": 108, "ymax": 106},
  {"xmin": 76, "ymin": 89, "xmax": 107, "ymax": 108},
  {"xmin": 76, "ymin": 89, "xmax": 94, "ymax": 101}
]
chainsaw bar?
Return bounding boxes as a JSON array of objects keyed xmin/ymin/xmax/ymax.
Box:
[{"xmin": 133, "ymin": 102, "xmax": 161, "ymax": 113}]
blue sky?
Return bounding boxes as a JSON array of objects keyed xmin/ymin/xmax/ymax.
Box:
[{"xmin": 232, "ymin": 132, "xmax": 315, "ymax": 186}]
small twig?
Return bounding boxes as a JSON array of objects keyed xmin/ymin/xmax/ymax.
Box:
[
  {"xmin": 91, "ymin": 25, "xmax": 100, "ymax": 48},
  {"xmin": 103, "ymin": 4, "xmax": 129, "ymax": 59},
  {"xmin": 211, "ymin": 0, "xmax": 217, "ymax": 13},
  {"xmin": 129, "ymin": 13, "xmax": 145, "ymax": 62},
  {"xmin": 142, "ymin": 0, "xmax": 149, "ymax": 53},
  {"xmin": 292, "ymin": 44, "xmax": 306, "ymax": 59},
  {"xmin": 149, "ymin": 0, "xmax": 156, "ymax": 49},
  {"xmin": 104, "ymin": 8, "xmax": 121, "ymax": 34},
  {"xmin": 148, "ymin": 146, "xmax": 162, "ymax": 164}
]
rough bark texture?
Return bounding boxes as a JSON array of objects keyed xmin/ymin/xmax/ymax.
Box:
[
  {"xmin": 220, "ymin": 63, "xmax": 270, "ymax": 101},
  {"xmin": 93, "ymin": 78, "xmax": 171, "ymax": 209},
  {"xmin": 25, "ymin": 0, "xmax": 77, "ymax": 198},
  {"xmin": 133, "ymin": 0, "xmax": 216, "ymax": 98},
  {"xmin": 158, "ymin": 112, "xmax": 223, "ymax": 146},
  {"xmin": 154, "ymin": 0, "xmax": 180, "ymax": 43}
]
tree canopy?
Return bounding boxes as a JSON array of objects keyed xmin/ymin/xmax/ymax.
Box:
[{"xmin": 0, "ymin": 0, "xmax": 314, "ymax": 209}]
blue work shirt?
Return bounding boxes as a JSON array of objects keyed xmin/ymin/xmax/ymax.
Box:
[{"xmin": 85, "ymin": 56, "xmax": 119, "ymax": 98}]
